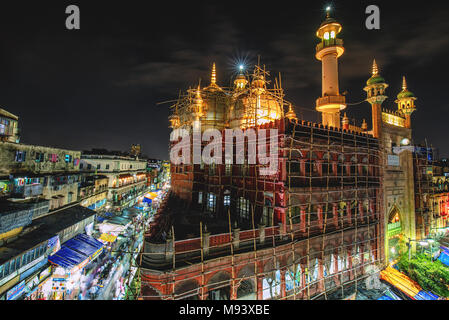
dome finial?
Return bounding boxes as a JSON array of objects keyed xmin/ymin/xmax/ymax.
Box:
[
  {"xmin": 402, "ymin": 76, "xmax": 407, "ymax": 91},
  {"xmin": 326, "ymin": 5, "xmax": 331, "ymax": 18},
  {"xmin": 211, "ymin": 63, "xmax": 217, "ymax": 86},
  {"xmin": 372, "ymin": 59, "xmax": 379, "ymax": 76}
]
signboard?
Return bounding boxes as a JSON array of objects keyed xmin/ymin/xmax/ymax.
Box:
[
  {"xmin": 26, "ymin": 276, "xmax": 39, "ymax": 292},
  {"xmin": 6, "ymin": 280, "xmax": 25, "ymax": 300},
  {"xmin": 47, "ymin": 235, "xmax": 60, "ymax": 255},
  {"xmin": 85, "ymin": 222, "xmax": 94, "ymax": 236},
  {"xmin": 39, "ymin": 266, "xmax": 52, "ymax": 282},
  {"xmin": 393, "ymin": 146, "xmax": 414, "ymax": 155},
  {"xmin": 387, "ymin": 155, "xmax": 400, "ymax": 167}
]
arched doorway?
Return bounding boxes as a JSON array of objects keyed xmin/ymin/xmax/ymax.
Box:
[
  {"xmin": 174, "ymin": 279, "xmax": 200, "ymax": 300},
  {"xmin": 207, "ymin": 271, "xmax": 231, "ymax": 300},
  {"xmin": 387, "ymin": 206, "xmax": 402, "ymax": 262},
  {"xmin": 236, "ymin": 265, "xmax": 256, "ymax": 300},
  {"xmin": 237, "ymin": 280, "xmax": 256, "ymax": 300},
  {"xmin": 140, "ymin": 285, "xmax": 162, "ymax": 300}
]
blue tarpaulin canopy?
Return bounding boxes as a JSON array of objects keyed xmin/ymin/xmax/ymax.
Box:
[
  {"xmin": 378, "ymin": 295, "xmax": 394, "ymax": 300},
  {"xmin": 415, "ymin": 291, "xmax": 439, "ymax": 300},
  {"xmin": 438, "ymin": 251, "xmax": 449, "ymax": 267},
  {"xmin": 378, "ymin": 288, "xmax": 402, "ymax": 300},
  {"xmin": 48, "ymin": 233, "xmax": 104, "ymax": 270}
]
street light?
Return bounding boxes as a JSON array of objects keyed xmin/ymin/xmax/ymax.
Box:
[{"xmin": 405, "ymin": 237, "xmax": 423, "ymax": 260}]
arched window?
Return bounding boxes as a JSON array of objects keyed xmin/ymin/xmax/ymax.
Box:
[
  {"xmin": 263, "ymin": 269, "xmax": 281, "ymax": 300},
  {"xmin": 330, "ymin": 31, "xmax": 335, "ymax": 39},
  {"xmin": 237, "ymin": 280, "xmax": 255, "ymax": 300},
  {"xmin": 324, "ymin": 32, "xmax": 330, "ymax": 40}
]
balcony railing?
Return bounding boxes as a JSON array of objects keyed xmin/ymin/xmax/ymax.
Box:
[
  {"xmin": 316, "ymin": 38, "xmax": 344, "ymax": 52},
  {"xmin": 12, "ymin": 183, "xmax": 43, "ymax": 198}
]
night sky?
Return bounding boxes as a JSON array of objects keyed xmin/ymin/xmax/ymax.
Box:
[{"xmin": 0, "ymin": 1, "xmax": 448, "ymax": 159}]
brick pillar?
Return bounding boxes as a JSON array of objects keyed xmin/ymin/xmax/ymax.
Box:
[
  {"xmin": 316, "ymin": 161, "xmax": 323, "ymax": 176},
  {"xmin": 346, "ymin": 202, "xmax": 352, "ymax": 226},
  {"xmin": 360, "ymin": 244, "xmax": 365, "ymax": 274},
  {"xmin": 347, "ymin": 248, "xmax": 353, "ymax": 280},
  {"xmin": 369, "ymin": 199, "xmax": 375, "ymax": 220},
  {"xmin": 318, "ymin": 259, "xmax": 325, "ymax": 292},
  {"xmin": 332, "ymin": 162, "xmax": 337, "ymax": 176},
  {"xmin": 333, "ymin": 252, "xmax": 340, "ymax": 286},
  {"xmin": 333, "ymin": 203, "xmax": 339, "ymax": 228},
  {"xmin": 317, "ymin": 205, "xmax": 323, "ymax": 231},
  {"xmin": 358, "ymin": 202, "xmax": 364, "ymax": 223},
  {"xmin": 280, "ymin": 269, "xmax": 286, "ymax": 299},
  {"xmin": 258, "ymin": 224, "xmax": 265, "ymax": 245},
  {"xmin": 257, "ymin": 275, "xmax": 264, "ymax": 300},
  {"xmin": 300, "ymin": 159, "xmax": 306, "ymax": 177},
  {"xmin": 300, "ymin": 206, "xmax": 307, "ymax": 233}
]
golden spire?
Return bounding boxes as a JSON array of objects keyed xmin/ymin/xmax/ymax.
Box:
[
  {"xmin": 192, "ymin": 83, "xmax": 203, "ymax": 118},
  {"xmin": 211, "ymin": 63, "xmax": 217, "ymax": 86},
  {"xmin": 372, "ymin": 59, "xmax": 379, "ymax": 76},
  {"xmin": 402, "ymin": 76, "xmax": 407, "ymax": 90},
  {"xmin": 195, "ymin": 84, "xmax": 202, "ymax": 101},
  {"xmin": 285, "ymin": 104, "xmax": 297, "ymax": 121},
  {"xmin": 361, "ymin": 118, "xmax": 368, "ymax": 130}
]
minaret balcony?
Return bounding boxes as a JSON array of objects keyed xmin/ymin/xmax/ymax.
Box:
[
  {"xmin": 316, "ymin": 95, "xmax": 346, "ymax": 111},
  {"xmin": 316, "ymin": 38, "xmax": 344, "ymax": 53}
]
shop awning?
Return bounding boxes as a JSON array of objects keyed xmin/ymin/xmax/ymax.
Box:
[
  {"xmin": 48, "ymin": 233, "xmax": 104, "ymax": 270},
  {"xmin": 98, "ymin": 233, "xmax": 118, "ymax": 243},
  {"xmin": 415, "ymin": 291, "xmax": 439, "ymax": 300},
  {"xmin": 380, "ymin": 266, "xmax": 440, "ymax": 300},
  {"xmin": 438, "ymin": 250, "xmax": 449, "ymax": 267},
  {"xmin": 144, "ymin": 192, "xmax": 159, "ymax": 200},
  {"xmin": 380, "ymin": 266, "xmax": 421, "ymax": 299}
]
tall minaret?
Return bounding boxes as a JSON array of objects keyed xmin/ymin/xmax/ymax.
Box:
[
  {"xmin": 395, "ymin": 76, "xmax": 417, "ymax": 129},
  {"xmin": 315, "ymin": 8, "xmax": 346, "ymax": 128},
  {"xmin": 364, "ymin": 59, "xmax": 389, "ymax": 138}
]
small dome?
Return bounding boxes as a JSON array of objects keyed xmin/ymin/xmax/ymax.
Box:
[
  {"xmin": 397, "ymin": 90, "xmax": 415, "ymax": 99},
  {"xmin": 366, "ymin": 75, "xmax": 385, "ymax": 86}
]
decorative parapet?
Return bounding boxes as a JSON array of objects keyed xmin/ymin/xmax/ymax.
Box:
[{"xmin": 382, "ymin": 108, "xmax": 405, "ymax": 128}]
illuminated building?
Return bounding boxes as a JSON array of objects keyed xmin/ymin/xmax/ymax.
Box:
[
  {"xmin": 80, "ymin": 151, "xmax": 148, "ymax": 210},
  {"xmin": 139, "ymin": 12, "xmax": 384, "ymax": 300},
  {"xmin": 0, "ymin": 109, "xmax": 19, "ymax": 144}
]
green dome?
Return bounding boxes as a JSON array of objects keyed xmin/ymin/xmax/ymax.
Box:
[
  {"xmin": 397, "ymin": 90, "xmax": 415, "ymax": 99},
  {"xmin": 366, "ymin": 75, "xmax": 386, "ymax": 86}
]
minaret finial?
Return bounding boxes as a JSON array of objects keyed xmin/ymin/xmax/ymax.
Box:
[
  {"xmin": 402, "ymin": 76, "xmax": 407, "ymax": 90},
  {"xmin": 372, "ymin": 59, "xmax": 379, "ymax": 76},
  {"xmin": 326, "ymin": 6, "xmax": 331, "ymax": 18},
  {"xmin": 211, "ymin": 63, "xmax": 217, "ymax": 86}
]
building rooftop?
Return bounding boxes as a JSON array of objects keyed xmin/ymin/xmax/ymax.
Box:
[
  {"xmin": 0, "ymin": 109, "xmax": 18, "ymax": 121},
  {"xmin": 0, "ymin": 205, "xmax": 96, "ymax": 265}
]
